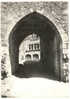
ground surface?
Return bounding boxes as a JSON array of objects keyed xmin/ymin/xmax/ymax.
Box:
[{"xmin": 1, "ymin": 75, "xmax": 69, "ymax": 98}]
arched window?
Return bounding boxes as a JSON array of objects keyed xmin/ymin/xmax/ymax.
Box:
[
  {"xmin": 25, "ymin": 54, "xmax": 31, "ymax": 61},
  {"xmin": 33, "ymin": 54, "xmax": 39, "ymax": 61}
]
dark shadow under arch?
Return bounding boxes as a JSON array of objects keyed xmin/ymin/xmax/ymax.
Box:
[
  {"xmin": 9, "ymin": 12, "xmax": 62, "ymax": 81},
  {"xmin": 25, "ymin": 54, "xmax": 31, "ymax": 61},
  {"xmin": 33, "ymin": 54, "xmax": 39, "ymax": 59}
]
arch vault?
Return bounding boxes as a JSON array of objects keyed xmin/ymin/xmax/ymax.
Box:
[{"xmin": 9, "ymin": 12, "xmax": 62, "ymax": 81}]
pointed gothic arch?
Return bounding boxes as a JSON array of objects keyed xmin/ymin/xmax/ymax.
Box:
[{"xmin": 9, "ymin": 12, "xmax": 62, "ymax": 81}]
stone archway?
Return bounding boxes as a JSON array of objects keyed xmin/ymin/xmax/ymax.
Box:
[{"xmin": 9, "ymin": 12, "xmax": 62, "ymax": 80}]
